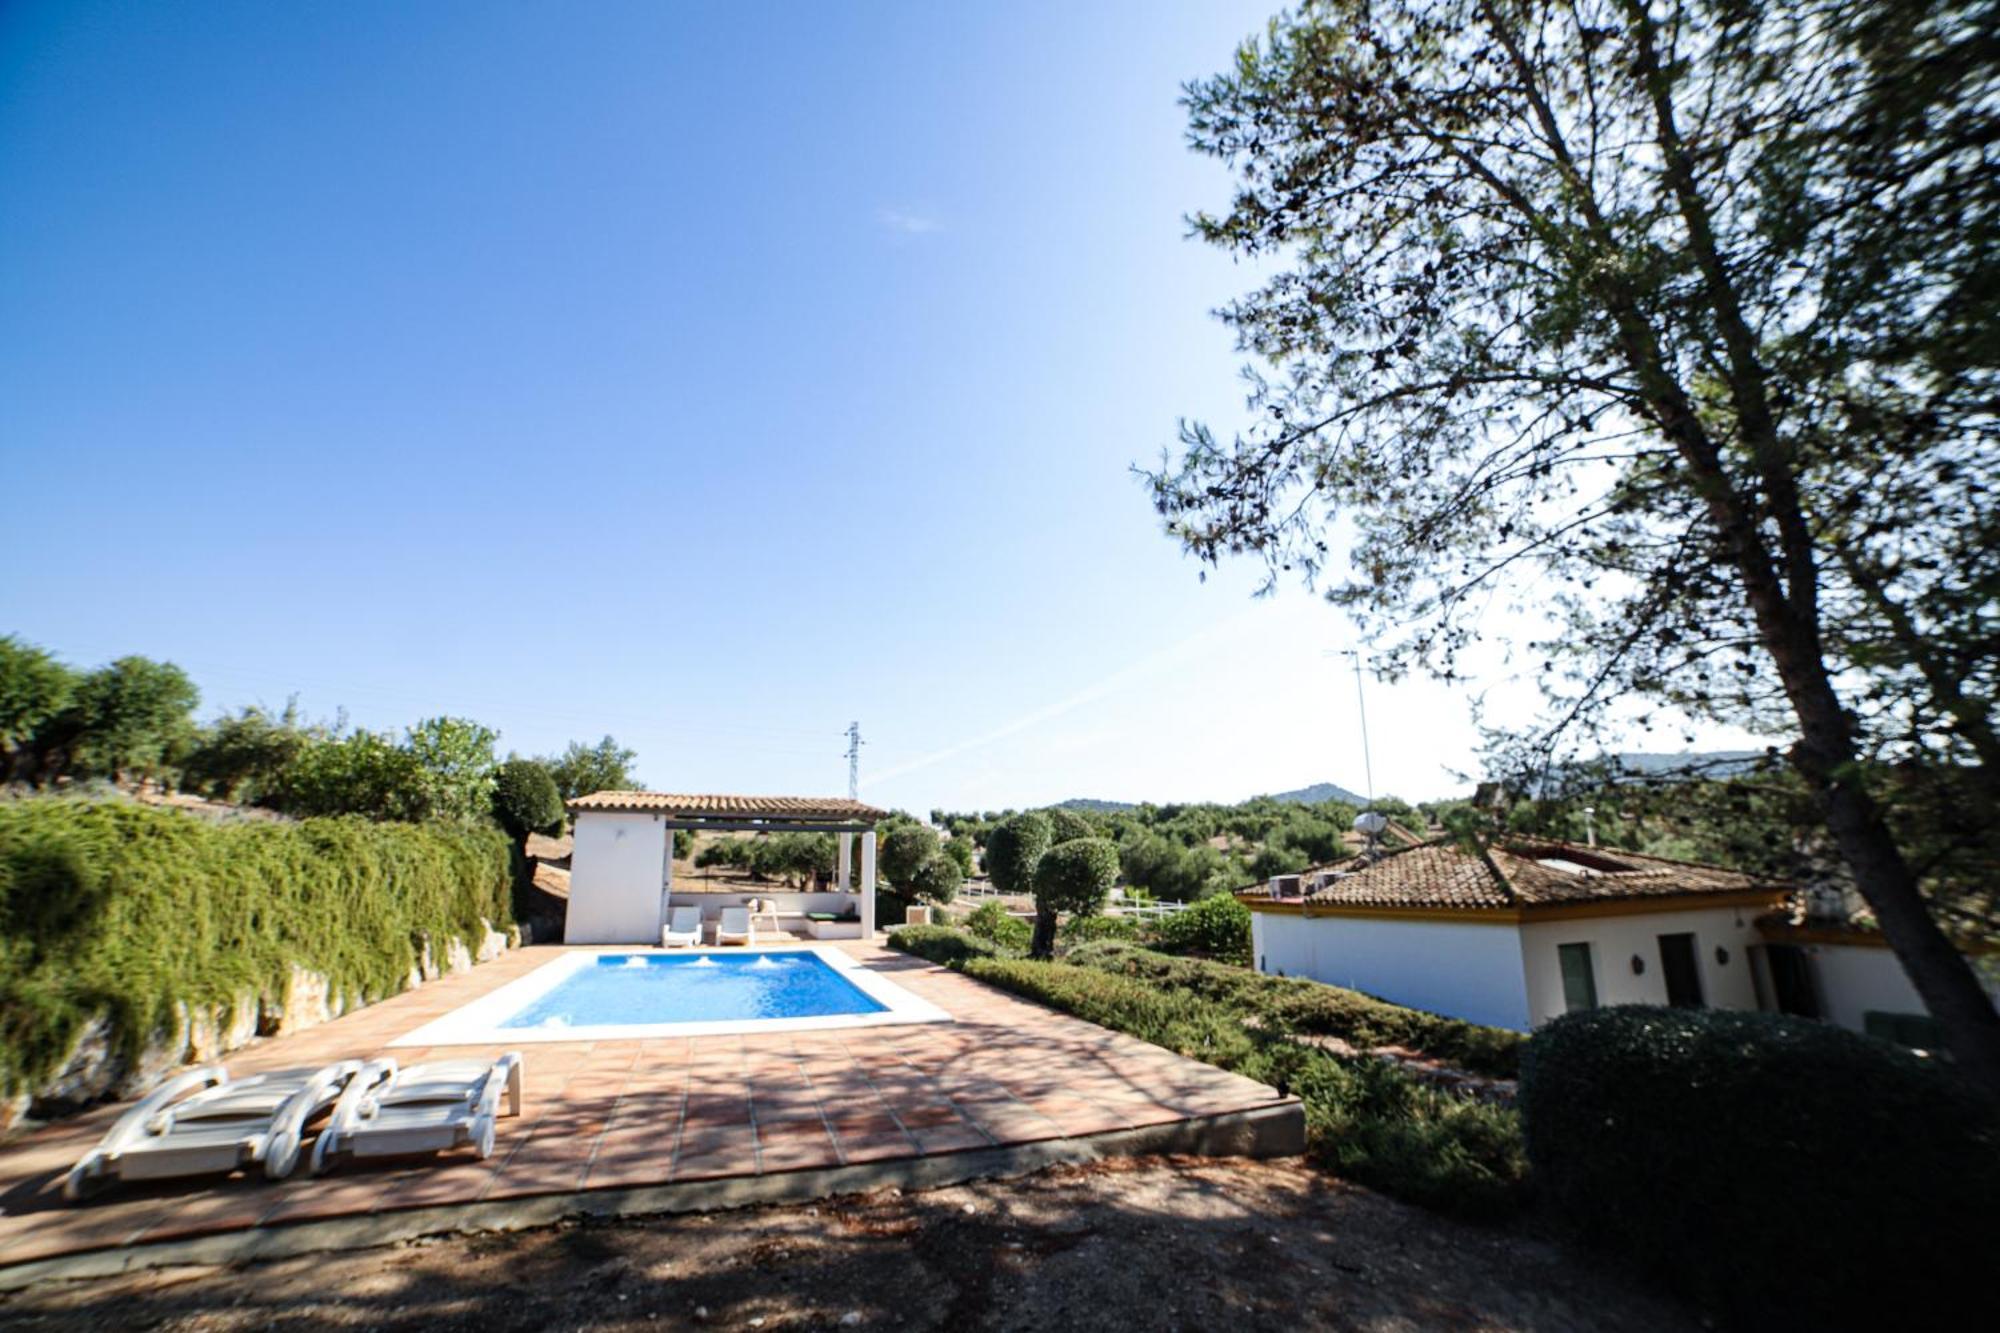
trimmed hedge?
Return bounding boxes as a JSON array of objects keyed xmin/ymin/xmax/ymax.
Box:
[
  {"xmin": 1065, "ymin": 941, "xmax": 1522, "ymax": 1077},
  {"xmin": 1522, "ymin": 1007, "xmax": 2000, "ymax": 1330},
  {"xmin": 963, "ymin": 901, "xmax": 1031, "ymax": 953},
  {"xmin": 885, "ymin": 924, "xmax": 1002, "ymax": 968},
  {"xmin": 961, "ymin": 958, "xmax": 1524, "ymax": 1218},
  {"xmin": 1058, "ymin": 913, "xmax": 1142, "ymax": 947},
  {"xmin": 0, "ymin": 797, "xmax": 513, "ymax": 1098},
  {"xmin": 1149, "ymin": 892, "xmax": 1252, "ymax": 964}
]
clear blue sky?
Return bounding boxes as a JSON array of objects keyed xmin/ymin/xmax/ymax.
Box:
[{"xmin": 0, "ymin": 2, "xmax": 1758, "ymax": 813}]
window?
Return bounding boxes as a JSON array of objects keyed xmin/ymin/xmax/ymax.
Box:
[
  {"xmin": 1657, "ymin": 932, "xmax": 1704, "ymax": 1007},
  {"xmin": 1558, "ymin": 942, "xmax": 1598, "ymax": 1013}
]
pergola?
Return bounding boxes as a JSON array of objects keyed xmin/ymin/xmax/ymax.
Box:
[{"xmin": 566, "ymin": 792, "xmax": 891, "ymax": 939}]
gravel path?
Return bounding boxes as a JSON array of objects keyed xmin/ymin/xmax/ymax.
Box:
[{"xmin": 0, "ymin": 1156, "xmax": 1692, "ymax": 1332}]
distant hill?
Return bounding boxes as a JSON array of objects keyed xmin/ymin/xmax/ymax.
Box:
[
  {"xmin": 1056, "ymin": 781, "xmax": 1371, "ymax": 813},
  {"xmin": 1605, "ymin": 750, "xmax": 1768, "ymax": 779},
  {"xmin": 1516, "ymin": 749, "xmax": 1772, "ymax": 797},
  {"xmin": 1265, "ymin": 780, "xmax": 1370, "ymax": 807},
  {"xmin": 1055, "ymin": 797, "xmax": 1137, "ymax": 813}
]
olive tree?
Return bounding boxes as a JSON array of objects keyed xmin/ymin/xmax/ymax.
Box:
[
  {"xmin": 1029, "ymin": 837, "xmax": 1120, "ymax": 959},
  {"xmin": 0, "ymin": 636, "xmax": 76, "ymax": 779},
  {"xmin": 539, "ymin": 735, "xmax": 640, "ymax": 801}
]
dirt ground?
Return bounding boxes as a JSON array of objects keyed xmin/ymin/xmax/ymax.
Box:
[{"xmin": 0, "ymin": 1156, "xmax": 1692, "ymax": 1332}]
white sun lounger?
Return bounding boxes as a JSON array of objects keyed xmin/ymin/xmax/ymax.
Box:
[
  {"xmin": 661, "ymin": 904, "xmax": 703, "ymax": 947},
  {"xmin": 64, "ymin": 1060, "xmax": 362, "ymax": 1199},
  {"xmin": 715, "ymin": 905, "xmax": 754, "ymax": 945},
  {"xmin": 310, "ymin": 1052, "xmax": 523, "ymax": 1174}
]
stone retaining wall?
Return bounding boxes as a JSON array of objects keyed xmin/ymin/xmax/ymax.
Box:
[{"xmin": 1, "ymin": 918, "xmax": 512, "ymax": 1136}]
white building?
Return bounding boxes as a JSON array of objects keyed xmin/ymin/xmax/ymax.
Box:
[
  {"xmin": 565, "ymin": 792, "xmax": 887, "ymax": 944},
  {"xmin": 1243, "ymin": 837, "xmax": 1996, "ymax": 1039}
]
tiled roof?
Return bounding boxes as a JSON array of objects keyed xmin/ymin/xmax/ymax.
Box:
[
  {"xmin": 1294, "ymin": 837, "xmax": 1784, "ymax": 911},
  {"xmin": 566, "ymin": 791, "xmax": 889, "ymax": 822}
]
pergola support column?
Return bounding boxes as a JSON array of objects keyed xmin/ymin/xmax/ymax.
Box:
[
  {"xmin": 860, "ymin": 830, "xmax": 878, "ymax": 936},
  {"xmin": 837, "ymin": 832, "xmax": 853, "ymax": 893}
]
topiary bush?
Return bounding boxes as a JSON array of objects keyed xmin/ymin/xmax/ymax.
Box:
[
  {"xmin": 908, "ymin": 851, "xmax": 963, "ymax": 906},
  {"xmin": 885, "ymin": 924, "xmax": 1000, "ymax": 968},
  {"xmin": 879, "ymin": 823, "xmax": 941, "ymax": 891},
  {"xmin": 963, "ymin": 901, "xmax": 1031, "ymax": 953},
  {"xmin": 1042, "ymin": 806, "xmax": 1095, "ymax": 843},
  {"xmin": 984, "ymin": 811, "xmax": 1051, "ymax": 897},
  {"xmin": 1521, "ymin": 1006, "xmax": 2000, "ymax": 1330},
  {"xmin": 491, "ymin": 758, "xmax": 564, "ymax": 842},
  {"xmin": 1151, "ymin": 892, "xmax": 1252, "ymax": 964},
  {"xmin": 1029, "ymin": 836, "xmax": 1119, "ymax": 958}
]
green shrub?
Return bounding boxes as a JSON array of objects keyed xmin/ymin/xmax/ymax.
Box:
[
  {"xmin": 880, "ymin": 823, "xmax": 942, "ymax": 890},
  {"xmin": 0, "ymin": 796, "xmax": 513, "ymax": 1099},
  {"xmin": 1030, "ymin": 836, "xmax": 1119, "ymax": 958},
  {"xmin": 1521, "ymin": 1006, "xmax": 2000, "ymax": 1330},
  {"xmin": 1151, "ymin": 893, "xmax": 1252, "ymax": 964},
  {"xmin": 491, "ymin": 758, "xmax": 564, "ymax": 841},
  {"xmin": 886, "ymin": 924, "xmax": 1000, "ymax": 968},
  {"xmin": 1059, "ymin": 914, "xmax": 1141, "ymax": 947},
  {"xmin": 963, "ymin": 901, "xmax": 1031, "ymax": 953},
  {"xmin": 961, "ymin": 957, "xmax": 1524, "ymax": 1218},
  {"xmin": 984, "ymin": 811, "xmax": 1051, "ymax": 896},
  {"xmin": 908, "ymin": 852, "xmax": 963, "ymax": 905},
  {"xmin": 1065, "ymin": 942, "xmax": 1521, "ymax": 1076},
  {"xmin": 1042, "ymin": 806, "xmax": 1096, "ymax": 843}
]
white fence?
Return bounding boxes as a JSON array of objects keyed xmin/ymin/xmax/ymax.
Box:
[
  {"xmin": 1112, "ymin": 898, "xmax": 1192, "ymax": 921},
  {"xmin": 953, "ymin": 882, "xmax": 1192, "ymax": 919}
]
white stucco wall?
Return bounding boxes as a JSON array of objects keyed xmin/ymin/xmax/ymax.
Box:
[
  {"xmin": 1798, "ymin": 943, "xmax": 2000, "ymax": 1035},
  {"xmin": 1253, "ymin": 911, "xmax": 1533, "ymax": 1030},
  {"xmin": 566, "ymin": 812, "xmax": 670, "ymax": 944},
  {"xmin": 1518, "ymin": 906, "xmax": 1765, "ymax": 1027}
]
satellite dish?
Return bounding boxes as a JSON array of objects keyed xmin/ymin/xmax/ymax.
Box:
[{"xmin": 1354, "ymin": 811, "xmax": 1389, "ymax": 837}]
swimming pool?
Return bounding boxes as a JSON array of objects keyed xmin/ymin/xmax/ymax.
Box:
[{"xmin": 391, "ymin": 945, "xmax": 950, "ymax": 1045}]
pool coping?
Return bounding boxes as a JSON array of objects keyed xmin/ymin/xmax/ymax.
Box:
[
  {"xmin": 0, "ymin": 1100, "xmax": 1305, "ymax": 1290},
  {"xmin": 389, "ymin": 944, "xmax": 951, "ymax": 1046}
]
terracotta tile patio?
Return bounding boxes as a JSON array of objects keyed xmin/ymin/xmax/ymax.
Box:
[{"xmin": 0, "ymin": 943, "xmax": 1297, "ymax": 1274}]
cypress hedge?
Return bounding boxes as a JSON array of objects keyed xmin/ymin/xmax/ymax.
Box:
[
  {"xmin": 1521, "ymin": 1006, "xmax": 2000, "ymax": 1330},
  {"xmin": 0, "ymin": 797, "xmax": 512, "ymax": 1098},
  {"xmin": 886, "ymin": 923, "xmax": 1003, "ymax": 967}
]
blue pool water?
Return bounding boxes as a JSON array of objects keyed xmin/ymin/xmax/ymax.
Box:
[{"xmin": 500, "ymin": 952, "xmax": 887, "ymax": 1029}]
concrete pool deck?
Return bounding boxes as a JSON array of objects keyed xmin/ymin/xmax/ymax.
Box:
[{"xmin": 0, "ymin": 943, "xmax": 1302, "ymax": 1285}]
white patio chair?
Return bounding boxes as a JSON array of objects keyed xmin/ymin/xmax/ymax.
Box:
[
  {"xmin": 715, "ymin": 905, "xmax": 755, "ymax": 945},
  {"xmin": 661, "ymin": 904, "xmax": 703, "ymax": 947},
  {"xmin": 64, "ymin": 1060, "xmax": 362, "ymax": 1199},
  {"xmin": 310, "ymin": 1052, "xmax": 523, "ymax": 1174}
]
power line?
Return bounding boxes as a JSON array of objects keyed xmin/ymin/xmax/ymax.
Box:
[
  {"xmin": 1325, "ymin": 649, "xmax": 1376, "ymax": 806},
  {"xmin": 843, "ymin": 721, "xmax": 865, "ymax": 800}
]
